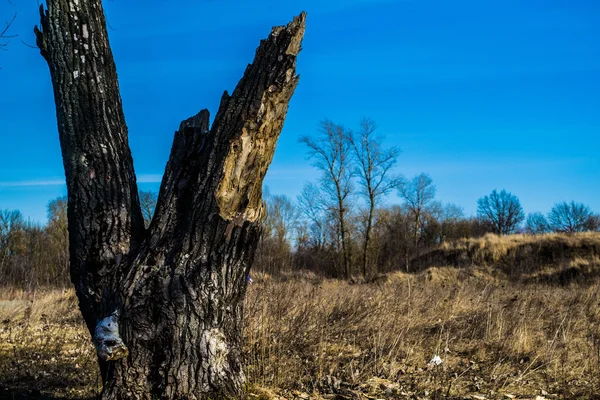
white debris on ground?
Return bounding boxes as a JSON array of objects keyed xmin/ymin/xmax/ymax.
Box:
[
  {"xmin": 427, "ymin": 354, "xmax": 443, "ymax": 367},
  {"xmin": 93, "ymin": 310, "xmax": 128, "ymax": 361}
]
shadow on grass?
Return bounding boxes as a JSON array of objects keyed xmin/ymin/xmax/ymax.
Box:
[
  {"xmin": 0, "ymin": 385, "xmax": 94, "ymax": 400},
  {"xmin": 0, "ymin": 359, "xmax": 99, "ymax": 400}
]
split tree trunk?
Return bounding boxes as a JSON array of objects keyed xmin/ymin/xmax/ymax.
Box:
[{"xmin": 34, "ymin": 2, "xmax": 305, "ymax": 398}]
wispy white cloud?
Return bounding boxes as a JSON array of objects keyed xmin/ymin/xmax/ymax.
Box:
[
  {"xmin": 0, "ymin": 179, "xmax": 66, "ymax": 187},
  {"xmin": 0, "ymin": 174, "xmax": 165, "ymax": 187}
]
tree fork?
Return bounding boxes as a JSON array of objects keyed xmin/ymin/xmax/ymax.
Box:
[{"xmin": 34, "ymin": 1, "xmax": 305, "ymax": 398}]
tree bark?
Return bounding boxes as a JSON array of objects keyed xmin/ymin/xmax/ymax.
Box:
[
  {"xmin": 337, "ymin": 192, "xmax": 351, "ymax": 279},
  {"xmin": 34, "ymin": 2, "xmax": 305, "ymax": 398},
  {"xmin": 413, "ymin": 210, "xmax": 420, "ymax": 271},
  {"xmin": 363, "ymin": 201, "xmax": 375, "ymax": 278}
]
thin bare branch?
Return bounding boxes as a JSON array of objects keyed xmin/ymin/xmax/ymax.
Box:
[{"xmin": 0, "ymin": 13, "xmax": 17, "ymax": 51}]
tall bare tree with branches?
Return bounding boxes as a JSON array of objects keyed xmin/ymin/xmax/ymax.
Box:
[
  {"xmin": 398, "ymin": 173, "xmax": 436, "ymax": 271},
  {"xmin": 348, "ymin": 118, "xmax": 400, "ymax": 277},
  {"xmin": 548, "ymin": 201, "xmax": 597, "ymax": 233},
  {"xmin": 300, "ymin": 121, "xmax": 354, "ymax": 278},
  {"xmin": 477, "ymin": 189, "xmax": 524, "ymax": 235}
]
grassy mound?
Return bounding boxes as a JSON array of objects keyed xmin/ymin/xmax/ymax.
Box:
[{"xmin": 416, "ymin": 232, "xmax": 600, "ymax": 283}]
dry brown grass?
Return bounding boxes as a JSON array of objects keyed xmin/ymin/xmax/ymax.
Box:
[
  {"xmin": 244, "ymin": 269, "xmax": 600, "ymax": 399},
  {"xmin": 1, "ymin": 233, "xmax": 600, "ymax": 399},
  {"xmin": 419, "ymin": 232, "xmax": 600, "ymax": 281},
  {"xmin": 439, "ymin": 232, "xmax": 600, "ymax": 260},
  {"xmin": 0, "ymin": 289, "xmax": 100, "ymax": 399}
]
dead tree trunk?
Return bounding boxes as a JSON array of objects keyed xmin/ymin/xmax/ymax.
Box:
[{"xmin": 34, "ymin": 2, "xmax": 305, "ymax": 398}]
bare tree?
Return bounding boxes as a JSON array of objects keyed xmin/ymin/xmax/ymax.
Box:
[
  {"xmin": 34, "ymin": 0, "xmax": 305, "ymax": 397},
  {"xmin": 424, "ymin": 201, "xmax": 464, "ymax": 243},
  {"xmin": 46, "ymin": 196, "xmax": 69, "ymax": 284},
  {"xmin": 525, "ymin": 212, "xmax": 550, "ymax": 235},
  {"xmin": 377, "ymin": 204, "xmax": 412, "ymax": 273},
  {"xmin": 297, "ymin": 182, "xmax": 328, "ymax": 250},
  {"xmin": 255, "ymin": 192, "xmax": 298, "ymax": 274},
  {"xmin": 548, "ymin": 201, "xmax": 596, "ymax": 233},
  {"xmin": 348, "ymin": 118, "xmax": 400, "ymax": 277},
  {"xmin": 0, "ymin": 209, "xmax": 25, "ymax": 278},
  {"xmin": 295, "ymin": 182, "xmax": 342, "ymax": 275},
  {"xmin": 477, "ymin": 189, "xmax": 525, "ymax": 235},
  {"xmin": 398, "ymin": 173, "xmax": 435, "ymax": 271},
  {"xmin": 0, "ymin": 204, "xmax": 73, "ymax": 287},
  {"xmin": 268, "ymin": 194, "xmax": 298, "ymax": 247},
  {"xmin": 300, "ymin": 120, "xmax": 354, "ymax": 278},
  {"xmin": 440, "ymin": 203, "xmax": 464, "ymax": 239},
  {"xmin": 139, "ymin": 190, "xmax": 158, "ymax": 228},
  {"xmin": 588, "ymin": 214, "xmax": 600, "ymax": 232}
]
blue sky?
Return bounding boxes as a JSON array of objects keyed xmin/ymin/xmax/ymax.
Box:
[{"xmin": 0, "ymin": 0, "xmax": 599, "ymax": 223}]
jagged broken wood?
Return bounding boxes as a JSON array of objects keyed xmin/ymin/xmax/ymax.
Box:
[{"xmin": 34, "ymin": 1, "xmax": 305, "ymax": 398}]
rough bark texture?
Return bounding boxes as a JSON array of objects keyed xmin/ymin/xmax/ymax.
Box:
[{"xmin": 35, "ymin": 1, "xmax": 305, "ymax": 398}]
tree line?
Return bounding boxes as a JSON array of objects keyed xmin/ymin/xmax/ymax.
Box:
[
  {"xmin": 0, "ymin": 197, "xmax": 68, "ymax": 288},
  {"xmin": 1, "ymin": 120, "xmax": 599, "ymax": 287},
  {"xmin": 256, "ymin": 184, "xmax": 599, "ymax": 279},
  {"xmin": 0, "ymin": 189, "xmax": 160, "ymax": 289},
  {"xmin": 254, "ymin": 119, "xmax": 600, "ymax": 278}
]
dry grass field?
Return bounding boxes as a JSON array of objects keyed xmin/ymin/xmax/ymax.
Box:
[{"xmin": 1, "ymin": 233, "xmax": 600, "ymax": 399}]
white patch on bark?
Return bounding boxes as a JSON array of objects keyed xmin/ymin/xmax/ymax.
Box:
[
  {"xmin": 82, "ymin": 24, "xmax": 89, "ymax": 39},
  {"xmin": 80, "ymin": 55, "xmax": 86, "ymax": 64},
  {"xmin": 200, "ymin": 328, "xmax": 229, "ymax": 388},
  {"xmin": 93, "ymin": 310, "xmax": 128, "ymax": 361},
  {"xmin": 73, "ymin": 71, "xmax": 79, "ymax": 79}
]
